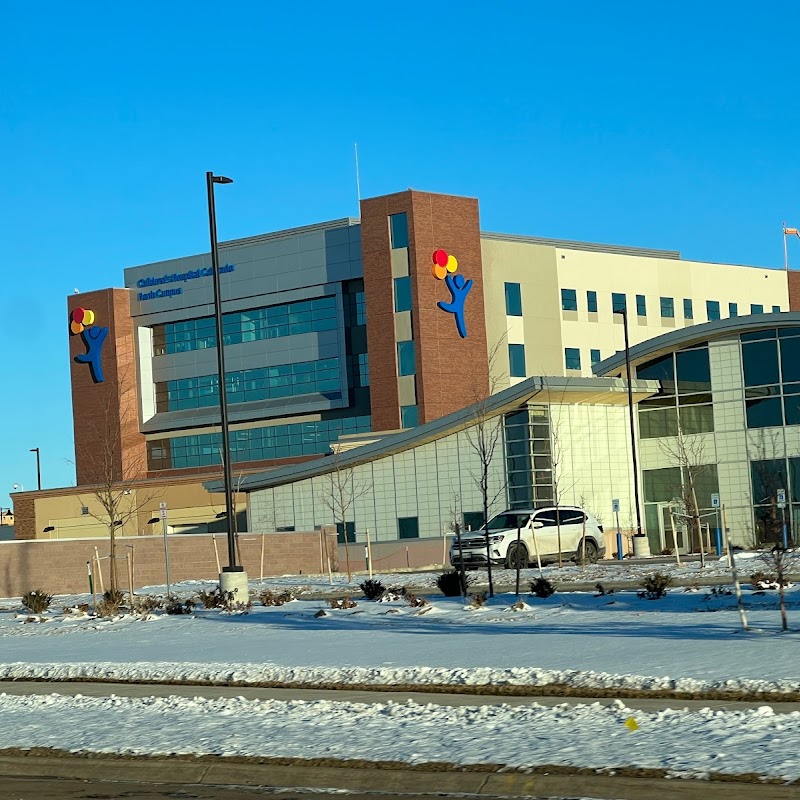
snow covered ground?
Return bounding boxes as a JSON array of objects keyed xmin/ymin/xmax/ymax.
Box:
[
  {"xmin": 1, "ymin": 692, "xmax": 799, "ymax": 780},
  {"xmin": 1, "ymin": 576, "xmax": 799, "ymax": 693},
  {"xmin": 2, "ymin": 558, "xmax": 799, "ymax": 779}
]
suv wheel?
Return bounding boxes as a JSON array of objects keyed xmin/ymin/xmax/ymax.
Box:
[
  {"xmin": 505, "ymin": 542, "xmax": 529, "ymax": 570},
  {"xmin": 577, "ymin": 538, "xmax": 599, "ymax": 564}
]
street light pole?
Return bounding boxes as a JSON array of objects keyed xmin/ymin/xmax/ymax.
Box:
[
  {"xmin": 206, "ymin": 171, "xmax": 247, "ymax": 596},
  {"xmin": 29, "ymin": 448, "xmax": 41, "ymax": 491},
  {"xmin": 615, "ymin": 306, "xmax": 643, "ymax": 540}
]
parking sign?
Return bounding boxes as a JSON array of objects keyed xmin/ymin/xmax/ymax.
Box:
[
  {"xmin": 778, "ymin": 489, "xmax": 786, "ymax": 509},
  {"xmin": 711, "ymin": 493, "xmax": 720, "ymax": 509},
  {"xmin": 159, "ymin": 501, "xmax": 168, "ymax": 521},
  {"xmin": 612, "ymin": 499, "xmax": 620, "ymax": 513}
]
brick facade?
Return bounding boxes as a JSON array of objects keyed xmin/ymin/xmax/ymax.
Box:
[
  {"xmin": 788, "ymin": 271, "xmax": 800, "ymax": 311},
  {"xmin": 360, "ymin": 190, "xmax": 489, "ymax": 430},
  {"xmin": 68, "ymin": 288, "xmax": 147, "ymax": 485}
]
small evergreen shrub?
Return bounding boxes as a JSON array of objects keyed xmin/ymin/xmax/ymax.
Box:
[
  {"xmin": 133, "ymin": 595, "xmax": 162, "ymax": 614},
  {"xmin": 197, "ymin": 588, "xmax": 225, "ymax": 609},
  {"xmin": 260, "ymin": 589, "xmax": 296, "ymax": 607},
  {"xmin": 530, "ymin": 578, "xmax": 556, "ymax": 598},
  {"xmin": 639, "ymin": 572, "xmax": 673, "ymax": 600},
  {"xmin": 435, "ymin": 570, "xmax": 468, "ymax": 597},
  {"xmin": 21, "ymin": 590, "xmax": 53, "ymax": 614},
  {"xmin": 328, "ymin": 597, "xmax": 357, "ymax": 609},
  {"xmin": 359, "ymin": 579, "xmax": 386, "ymax": 600}
]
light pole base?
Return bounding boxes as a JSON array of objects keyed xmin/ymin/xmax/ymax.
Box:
[
  {"xmin": 219, "ymin": 568, "xmax": 249, "ymax": 603},
  {"xmin": 632, "ymin": 535, "xmax": 652, "ymax": 558}
]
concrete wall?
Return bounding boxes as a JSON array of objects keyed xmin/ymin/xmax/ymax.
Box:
[{"xmin": 0, "ymin": 530, "xmax": 338, "ymax": 599}]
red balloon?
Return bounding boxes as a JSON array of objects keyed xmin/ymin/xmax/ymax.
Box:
[
  {"xmin": 433, "ymin": 249, "xmax": 449, "ymax": 267},
  {"xmin": 72, "ymin": 307, "xmax": 85, "ymax": 324}
]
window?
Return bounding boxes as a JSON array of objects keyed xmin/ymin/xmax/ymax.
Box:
[
  {"xmin": 660, "ymin": 297, "xmax": 675, "ymax": 318},
  {"xmin": 706, "ymin": 300, "xmax": 721, "ymax": 321},
  {"xmin": 590, "ymin": 349, "xmax": 601, "ymax": 366},
  {"xmin": 400, "ymin": 404, "xmax": 418, "ymax": 428},
  {"xmin": 561, "ymin": 288, "xmax": 578, "ymax": 311},
  {"xmin": 533, "ymin": 510, "xmax": 558, "ymax": 526},
  {"xmin": 683, "ymin": 298, "xmax": 694, "ymax": 319},
  {"xmin": 586, "ymin": 290, "xmax": 598, "ymax": 313},
  {"xmin": 505, "ymin": 283, "xmax": 522, "ymax": 316},
  {"xmin": 152, "ymin": 296, "xmax": 338, "ymax": 356},
  {"xmin": 612, "ymin": 293, "xmax": 626, "ymax": 313},
  {"xmin": 336, "ymin": 522, "xmax": 356, "ymax": 544},
  {"xmin": 146, "ymin": 415, "xmax": 372, "ymax": 470},
  {"xmin": 389, "ymin": 213, "xmax": 408, "ymax": 249},
  {"xmin": 509, "ymin": 344, "xmax": 526, "ymax": 377},
  {"xmin": 397, "ymin": 341, "xmax": 416, "ymax": 376},
  {"xmin": 398, "ymin": 516, "xmax": 419, "ymax": 539},
  {"xmin": 155, "ymin": 357, "xmax": 343, "ymax": 412},
  {"xmin": 558, "ymin": 509, "xmax": 585, "ymax": 526},
  {"xmin": 348, "ymin": 352, "xmax": 369, "ymax": 388},
  {"xmin": 564, "ymin": 347, "xmax": 581, "ymax": 371},
  {"xmin": 773, "ymin": 305, "xmax": 782, "ymax": 313},
  {"xmin": 462, "ymin": 511, "xmax": 484, "ymax": 531},
  {"xmin": 636, "ymin": 294, "xmax": 647, "ymax": 317},
  {"xmin": 394, "ymin": 276, "xmax": 412, "ymax": 312},
  {"xmin": 751, "ymin": 304, "xmax": 764, "ymax": 315},
  {"xmin": 80, "ymin": 506, "xmax": 89, "ymax": 516},
  {"xmin": 729, "ymin": 302, "xmax": 738, "ymax": 317}
]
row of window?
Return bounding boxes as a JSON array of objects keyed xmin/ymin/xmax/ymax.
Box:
[
  {"xmin": 504, "ymin": 405, "xmax": 554, "ymax": 509},
  {"xmin": 147, "ymin": 415, "xmax": 372, "ymax": 470},
  {"xmin": 152, "ymin": 296, "xmax": 342, "ymax": 356},
  {"xmin": 560, "ymin": 289, "xmax": 779, "ymax": 320},
  {"xmin": 154, "ymin": 358, "xmax": 342, "ymax": 413},
  {"xmin": 563, "ymin": 348, "xmax": 603, "ymax": 371}
]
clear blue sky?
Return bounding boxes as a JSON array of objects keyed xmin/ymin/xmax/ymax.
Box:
[{"xmin": 2, "ymin": 1, "xmax": 799, "ymax": 502}]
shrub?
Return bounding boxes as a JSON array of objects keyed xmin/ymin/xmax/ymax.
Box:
[
  {"xmin": 750, "ymin": 571, "xmax": 786, "ymax": 590},
  {"xmin": 133, "ymin": 595, "xmax": 162, "ymax": 614},
  {"xmin": 328, "ymin": 597, "xmax": 357, "ymax": 609},
  {"xmin": 196, "ymin": 588, "xmax": 225, "ymax": 609},
  {"xmin": 63, "ymin": 603, "xmax": 90, "ymax": 615},
  {"xmin": 470, "ymin": 591, "xmax": 488, "ymax": 608},
  {"xmin": 530, "ymin": 578, "xmax": 556, "ymax": 598},
  {"xmin": 404, "ymin": 591, "xmax": 429, "ymax": 608},
  {"xmin": 435, "ymin": 570, "xmax": 469, "ymax": 597},
  {"xmin": 639, "ymin": 572, "xmax": 673, "ymax": 600},
  {"xmin": 359, "ymin": 579, "xmax": 386, "ymax": 601},
  {"xmin": 21, "ymin": 590, "xmax": 53, "ymax": 614},
  {"xmin": 96, "ymin": 589, "xmax": 123, "ymax": 618},
  {"xmin": 165, "ymin": 597, "xmax": 194, "ymax": 615},
  {"xmin": 378, "ymin": 586, "xmax": 406, "ymax": 602},
  {"xmin": 260, "ymin": 589, "xmax": 296, "ymax": 607}
]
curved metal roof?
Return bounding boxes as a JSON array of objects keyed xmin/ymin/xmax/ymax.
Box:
[{"xmin": 593, "ymin": 312, "xmax": 800, "ymax": 377}]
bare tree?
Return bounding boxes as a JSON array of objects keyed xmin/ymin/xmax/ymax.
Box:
[
  {"xmin": 658, "ymin": 423, "xmax": 713, "ymax": 566},
  {"xmin": 76, "ymin": 387, "xmax": 162, "ymax": 594},
  {"xmin": 464, "ymin": 339, "xmax": 508, "ymax": 597},
  {"xmin": 446, "ymin": 491, "xmax": 467, "ymax": 596},
  {"xmin": 757, "ymin": 545, "xmax": 798, "ymax": 632},
  {"xmin": 319, "ymin": 449, "xmax": 372, "ymax": 583}
]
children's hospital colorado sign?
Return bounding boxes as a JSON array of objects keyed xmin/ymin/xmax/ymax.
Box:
[{"xmin": 135, "ymin": 263, "xmax": 235, "ymax": 301}]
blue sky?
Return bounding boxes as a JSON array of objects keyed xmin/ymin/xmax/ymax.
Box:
[{"xmin": 2, "ymin": 1, "xmax": 799, "ymax": 501}]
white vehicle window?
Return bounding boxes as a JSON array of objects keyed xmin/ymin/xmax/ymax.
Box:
[
  {"xmin": 534, "ymin": 510, "xmax": 558, "ymax": 527},
  {"xmin": 558, "ymin": 509, "xmax": 585, "ymax": 526}
]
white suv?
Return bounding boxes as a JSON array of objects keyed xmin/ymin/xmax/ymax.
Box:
[{"xmin": 450, "ymin": 506, "xmax": 606, "ymax": 569}]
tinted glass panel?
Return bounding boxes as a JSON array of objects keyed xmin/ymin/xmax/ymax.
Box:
[
  {"xmin": 660, "ymin": 297, "xmax": 674, "ymax": 318},
  {"xmin": 400, "ymin": 404, "xmax": 418, "ymax": 428},
  {"xmin": 558, "ymin": 509, "xmax": 585, "ymax": 525},
  {"xmin": 398, "ymin": 516, "xmax": 419, "ymax": 539},
  {"xmin": 643, "ymin": 467, "xmax": 682, "ymax": 503},
  {"xmin": 683, "ymin": 298, "xmax": 693, "ymax": 319},
  {"xmin": 389, "ymin": 213, "xmax": 408, "ymax": 249},
  {"xmin": 746, "ymin": 397, "xmax": 783, "ymax": 428},
  {"xmin": 564, "ymin": 347, "xmax": 580, "ymax": 371},
  {"xmin": 785, "ymin": 395, "xmax": 800, "ymax": 426},
  {"xmin": 741, "ymin": 328, "xmax": 777, "ymax": 342},
  {"xmin": 742, "ymin": 340, "xmax": 779, "ymax": 386},
  {"xmin": 394, "ymin": 276, "xmax": 412, "ymax": 312},
  {"xmin": 706, "ymin": 300, "xmax": 720, "ymax": 321},
  {"xmin": 729, "ymin": 302, "xmax": 738, "ymax": 317},
  {"xmin": 751, "ymin": 459, "xmax": 788, "ymax": 505},
  {"xmin": 676, "ymin": 348, "xmax": 711, "ymax": 393},
  {"xmin": 397, "ymin": 340, "xmax": 416, "ymax": 376},
  {"xmin": 780, "ymin": 336, "xmax": 800, "ymax": 383},
  {"xmin": 636, "ymin": 354, "xmax": 675, "ymax": 394},
  {"xmin": 534, "ymin": 510, "xmax": 558, "ymax": 526},
  {"xmin": 636, "ymin": 295, "xmax": 646, "ymax": 316},
  {"xmin": 751, "ymin": 304, "xmax": 764, "ymax": 315},
  {"xmin": 505, "ymin": 283, "xmax": 523, "ymax": 316},
  {"xmin": 639, "ymin": 407, "xmax": 678, "ymax": 439},
  {"xmin": 509, "ymin": 344, "xmax": 526, "ymax": 377},
  {"xmin": 679, "ymin": 404, "xmax": 714, "ymax": 434},
  {"xmin": 561, "ymin": 288, "xmax": 577, "ymax": 311},
  {"xmin": 587, "ymin": 290, "xmax": 598, "ymax": 313},
  {"xmin": 590, "ymin": 349, "xmax": 601, "ymax": 365},
  {"xmin": 612, "ymin": 293, "xmax": 626, "ymax": 313}
]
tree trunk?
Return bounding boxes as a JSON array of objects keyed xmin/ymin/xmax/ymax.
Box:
[
  {"xmin": 556, "ymin": 504, "xmax": 563, "ymax": 568},
  {"xmin": 483, "ymin": 485, "xmax": 494, "ymax": 597},
  {"xmin": 109, "ymin": 525, "xmax": 118, "ymax": 594}
]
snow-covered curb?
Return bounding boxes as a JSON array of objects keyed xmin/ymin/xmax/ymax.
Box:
[{"xmin": 4, "ymin": 661, "xmax": 800, "ymax": 697}]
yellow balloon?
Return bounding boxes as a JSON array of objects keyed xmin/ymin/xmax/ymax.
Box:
[
  {"xmin": 83, "ymin": 309, "xmax": 95, "ymax": 325},
  {"xmin": 446, "ymin": 255, "xmax": 458, "ymax": 273}
]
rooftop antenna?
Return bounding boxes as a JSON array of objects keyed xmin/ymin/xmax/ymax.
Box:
[{"xmin": 354, "ymin": 142, "xmax": 361, "ymax": 216}]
